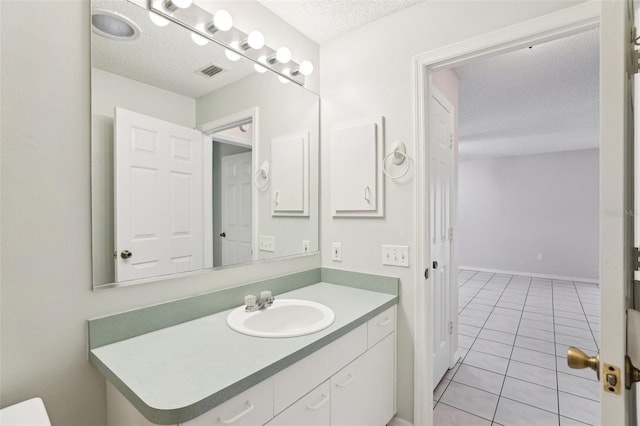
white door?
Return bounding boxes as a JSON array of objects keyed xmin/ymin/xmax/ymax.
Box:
[
  {"xmin": 115, "ymin": 108, "xmax": 204, "ymax": 282},
  {"xmin": 220, "ymin": 152, "xmax": 252, "ymax": 266},
  {"xmin": 430, "ymin": 93, "xmax": 453, "ymax": 387},
  {"xmin": 593, "ymin": 1, "xmax": 638, "ymax": 424}
]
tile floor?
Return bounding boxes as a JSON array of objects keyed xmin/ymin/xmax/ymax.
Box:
[{"xmin": 433, "ymin": 269, "xmax": 601, "ymax": 426}]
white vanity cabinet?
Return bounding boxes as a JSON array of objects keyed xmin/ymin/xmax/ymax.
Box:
[
  {"xmin": 106, "ymin": 305, "xmax": 396, "ymax": 426},
  {"xmin": 330, "ymin": 334, "xmax": 395, "ymax": 426}
]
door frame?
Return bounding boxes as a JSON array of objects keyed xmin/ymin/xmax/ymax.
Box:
[
  {"xmin": 412, "ymin": 3, "xmax": 600, "ymax": 425},
  {"xmin": 200, "ymin": 107, "xmax": 260, "ymax": 263}
]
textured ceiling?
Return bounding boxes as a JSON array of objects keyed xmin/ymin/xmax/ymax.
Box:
[
  {"xmin": 256, "ymin": 0, "xmax": 424, "ymax": 44},
  {"xmin": 454, "ymin": 28, "xmax": 599, "ymax": 160},
  {"xmin": 92, "ymin": 0, "xmax": 255, "ymax": 98}
]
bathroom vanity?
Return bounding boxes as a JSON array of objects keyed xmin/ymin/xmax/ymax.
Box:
[{"xmin": 89, "ymin": 269, "xmax": 398, "ymax": 425}]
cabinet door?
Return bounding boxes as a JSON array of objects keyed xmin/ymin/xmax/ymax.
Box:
[
  {"xmin": 331, "ymin": 333, "xmax": 395, "ymax": 426},
  {"xmin": 331, "ymin": 118, "xmax": 384, "ymax": 217},
  {"xmin": 266, "ymin": 381, "xmax": 330, "ymax": 426},
  {"xmin": 182, "ymin": 378, "xmax": 273, "ymax": 426}
]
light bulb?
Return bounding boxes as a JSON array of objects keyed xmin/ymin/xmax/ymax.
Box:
[
  {"xmin": 275, "ymin": 47, "xmax": 291, "ymax": 64},
  {"xmin": 254, "ymin": 55, "xmax": 268, "ymax": 73},
  {"xmin": 298, "ymin": 60, "xmax": 314, "ymax": 76},
  {"xmin": 278, "ymin": 68, "xmax": 291, "ymax": 84},
  {"xmin": 225, "ymin": 41, "xmax": 241, "ymax": 61},
  {"xmin": 171, "ymin": 0, "xmax": 192, "ymax": 8},
  {"xmin": 191, "ymin": 24, "xmax": 208, "ymax": 46},
  {"xmin": 148, "ymin": 11, "xmax": 169, "ymax": 27},
  {"xmin": 243, "ymin": 30, "xmax": 264, "ymax": 50},
  {"xmin": 212, "ymin": 10, "xmax": 233, "ymax": 32}
]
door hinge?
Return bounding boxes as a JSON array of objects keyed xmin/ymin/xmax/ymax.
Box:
[
  {"xmin": 448, "ymin": 321, "xmax": 453, "ymax": 335},
  {"xmin": 448, "ymin": 228, "xmax": 453, "ymax": 241},
  {"xmin": 632, "ymin": 27, "xmax": 640, "ymax": 74},
  {"xmin": 633, "ymin": 247, "xmax": 640, "ymax": 271},
  {"xmin": 449, "ymin": 134, "xmax": 453, "ymax": 149}
]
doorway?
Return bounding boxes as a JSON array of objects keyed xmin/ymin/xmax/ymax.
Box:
[
  {"xmin": 411, "ymin": 2, "xmax": 639, "ymax": 425},
  {"xmin": 200, "ymin": 107, "xmax": 259, "ymax": 268},
  {"xmin": 431, "ymin": 27, "xmax": 601, "ymax": 424}
]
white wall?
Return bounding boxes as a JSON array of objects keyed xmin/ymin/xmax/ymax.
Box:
[
  {"xmin": 457, "ymin": 149, "xmax": 599, "ymax": 280},
  {"xmin": 319, "ymin": 1, "xmax": 586, "ymax": 422},
  {"xmin": 0, "ymin": 2, "xmax": 319, "ymax": 425}
]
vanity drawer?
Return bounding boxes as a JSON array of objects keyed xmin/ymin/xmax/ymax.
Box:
[
  {"xmin": 265, "ymin": 381, "xmax": 330, "ymax": 426},
  {"xmin": 367, "ymin": 305, "xmax": 395, "ymax": 348},
  {"xmin": 273, "ymin": 323, "xmax": 367, "ymax": 414},
  {"xmin": 182, "ymin": 378, "xmax": 273, "ymax": 426}
]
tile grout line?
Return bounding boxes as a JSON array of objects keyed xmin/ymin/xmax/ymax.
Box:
[
  {"xmin": 489, "ymin": 274, "xmax": 532, "ymax": 424},
  {"xmin": 572, "ymin": 280, "xmax": 599, "ymax": 350},
  {"xmin": 446, "ymin": 270, "xmax": 600, "ymax": 425},
  {"xmin": 441, "ymin": 272, "xmax": 504, "ymax": 400},
  {"xmin": 434, "ymin": 270, "xmax": 486, "ymax": 407},
  {"xmin": 551, "ymin": 279, "xmax": 561, "ymax": 425}
]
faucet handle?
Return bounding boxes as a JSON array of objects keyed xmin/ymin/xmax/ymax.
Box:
[
  {"xmin": 260, "ymin": 290, "xmax": 272, "ymax": 300},
  {"xmin": 244, "ymin": 294, "xmax": 257, "ymax": 309}
]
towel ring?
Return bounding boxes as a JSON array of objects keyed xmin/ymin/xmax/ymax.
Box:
[
  {"xmin": 382, "ymin": 141, "xmax": 410, "ymax": 180},
  {"xmin": 255, "ymin": 161, "xmax": 269, "ymax": 190}
]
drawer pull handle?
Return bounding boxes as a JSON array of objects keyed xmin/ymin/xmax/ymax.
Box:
[
  {"xmin": 305, "ymin": 393, "xmax": 330, "ymax": 410},
  {"xmin": 217, "ymin": 401, "xmax": 254, "ymax": 424},
  {"xmin": 336, "ymin": 374, "xmax": 355, "ymax": 388},
  {"xmin": 377, "ymin": 317, "xmax": 392, "ymax": 327}
]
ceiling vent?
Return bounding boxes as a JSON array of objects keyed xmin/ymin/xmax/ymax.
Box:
[{"xmin": 197, "ymin": 64, "xmax": 225, "ymax": 78}]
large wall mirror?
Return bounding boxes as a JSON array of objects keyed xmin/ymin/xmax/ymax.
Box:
[{"xmin": 91, "ymin": 0, "xmax": 319, "ymax": 289}]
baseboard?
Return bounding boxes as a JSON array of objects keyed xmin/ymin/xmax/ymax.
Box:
[
  {"xmin": 459, "ymin": 266, "xmax": 599, "ymax": 284},
  {"xmin": 388, "ymin": 416, "xmax": 413, "ymax": 426}
]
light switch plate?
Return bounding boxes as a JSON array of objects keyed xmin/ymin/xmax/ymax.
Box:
[
  {"xmin": 382, "ymin": 245, "xmax": 409, "ymax": 267},
  {"xmin": 332, "ymin": 242, "xmax": 342, "ymax": 261},
  {"xmin": 259, "ymin": 235, "xmax": 275, "ymax": 252},
  {"xmin": 302, "ymin": 240, "xmax": 311, "ymax": 254}
]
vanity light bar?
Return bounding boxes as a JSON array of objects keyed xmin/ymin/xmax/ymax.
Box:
[{"xmin": 148, "ymin": 0, "xmax": 307, "ymax": 85}]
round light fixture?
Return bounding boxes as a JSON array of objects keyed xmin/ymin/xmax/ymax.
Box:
[
  {"xmin": 243, "ymin": 30, "xmax": 264, "ymax": 50},
  {"xmin": 298, "ymin": 60, "xmax": 314, "ymax": 76},
  {"xmin": 275, "ymin": 47, "xmax": 292, "ymax": 64},
  {"xmin": 92, "ymin": 10, "xmax": 140, "ymax": 41},
  {"xmin": 254, "ymin": 55, "xmax": 268, "ymax": 73},
  {"xmin": 213, "ymin": 10, "xmax": 233, "ymax": 32},
  {"xmin": 191, "ymin": 24, "xmax": 209, "ymax": 46},
  {"xmin": 225, "ymin": 41, "xmax": 241, "ymax": 61},
  {"xmin": 278, "ymin": 68, "xmax": 291, "ymax": 84},
  {"xmin": 148, "ymin": 11, "xmax": 169, "ymax": 27}
]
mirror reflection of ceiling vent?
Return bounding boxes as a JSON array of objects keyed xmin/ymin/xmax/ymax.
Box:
[{"xmin": 197, "ymin": 64, "xmax": 224, "ymax": 78}]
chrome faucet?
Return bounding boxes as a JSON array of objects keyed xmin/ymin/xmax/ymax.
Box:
[{"xmin": 245, "ymin": 290, "xmax": 274, "ymax": 312}]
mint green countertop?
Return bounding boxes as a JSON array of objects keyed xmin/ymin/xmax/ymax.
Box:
[{"xmin": 90, "ymin": 282, "xmax": 397, "ymax": 424}]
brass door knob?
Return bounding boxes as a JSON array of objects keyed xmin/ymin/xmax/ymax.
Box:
[
  {"xmin": 625, "ymin": 356, "xmax": 640, "ymax": 389},
  {"xmin": 120, "ymin": 250, "xmax": 133, "ymax": 259},
  {"xmin": 567, "ymin": 346, "xmax": 600, "ymax": 380}
]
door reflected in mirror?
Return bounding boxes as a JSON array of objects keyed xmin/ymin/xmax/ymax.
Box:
[{"xmin": 91, "ymin": 0, "xmax": 319, "ymax": 288}]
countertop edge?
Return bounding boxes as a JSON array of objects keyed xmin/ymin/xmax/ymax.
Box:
[{"xmin": 92, "ymin": 295, "xmax": 398, "ymax": 425}]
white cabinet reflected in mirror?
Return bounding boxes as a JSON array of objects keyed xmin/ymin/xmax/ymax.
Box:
[{"xmin": 91, "ymin": 0, "xmax": 319, "ymax": 288}]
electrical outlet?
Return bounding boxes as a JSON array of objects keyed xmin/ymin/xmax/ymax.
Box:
[
  {"xmin": 259, "ymin": 235, "xmax": 275, "ymax": 252},
  {"xmin": 382, "ymin": 245, "xmax": 410, "ymax": 267},
  {"xmin": 302, "ymin": 240, "xmax": 311, "ymax": 253},
  {"xmin": 332, "ymin": 242, "xmax": 342, "ymax": 261},
  {"xmin": 537, "ymin": 253, "xmax": 543, "ymax": 261}
]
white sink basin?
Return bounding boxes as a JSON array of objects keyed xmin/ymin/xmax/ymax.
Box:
[{"xmin": 226, "ymin": 299, "xmax": 335, "ymax": 338}]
